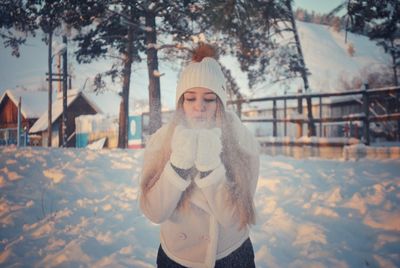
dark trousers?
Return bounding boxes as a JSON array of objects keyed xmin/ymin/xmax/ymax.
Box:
[{"xmin": 157, "ymin": 238, "xmax": 256, "ymax": 268}]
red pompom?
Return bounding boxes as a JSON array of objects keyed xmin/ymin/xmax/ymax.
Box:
[{"xmin": 192, "ymin": 43, "xmax": 217, "ymax": 62}]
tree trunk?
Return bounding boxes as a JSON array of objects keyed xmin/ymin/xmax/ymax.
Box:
[
  {"xmin": 118, "ymin": 10, "xmax": 134, "ymax": 149},
  {"xmin": 118, "ymin": 100, "xmax": 125, "ymax": 148},
  {"xmin": 47, "ymin": 31, "xmax": 53, "ymax": 147},
  {"xmin": 391, "ymin": 39, "xmax": 400, "ymax": 141},
  {"xmin": 146, "ymin": 11, "xmax": 162, "ymax": 135},
  {"xmin": 390, "ymin": 39, "xmax": 399, "ymax": 87},
  {"xmin": 287, "ymin": 0, "xmax": 316, "ymax": 136}
]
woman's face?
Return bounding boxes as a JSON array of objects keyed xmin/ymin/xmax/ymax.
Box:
[{"xmin": 182, "ymin": 87, "xmax": 218, "ymax": 128}]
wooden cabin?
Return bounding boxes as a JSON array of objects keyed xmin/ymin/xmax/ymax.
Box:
[
  {"xmin": 0, "ymin": 90, "xmax": 47, "ymax": 145},
  {"xmin": 29, "ymin": 89, "xmax": 102, "ymax": 147}
]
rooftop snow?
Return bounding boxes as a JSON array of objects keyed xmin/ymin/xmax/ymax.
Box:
[{"xmin": 29, "ymin": 89, "xmax": 102, "ymax": 133}]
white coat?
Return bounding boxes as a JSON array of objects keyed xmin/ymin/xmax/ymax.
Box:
[{"xmin": 140, "ymin": 111, "xmax": 260, "ymax": 268}]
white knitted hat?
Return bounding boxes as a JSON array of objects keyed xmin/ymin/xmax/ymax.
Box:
[{"xmin": 176, "ymin": 57, "xmax": 227, "ymax": 108}]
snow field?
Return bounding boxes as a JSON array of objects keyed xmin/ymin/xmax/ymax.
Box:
[{"xmin": 0, "ymin": 146, "xmax": 399, "ymax": 267}]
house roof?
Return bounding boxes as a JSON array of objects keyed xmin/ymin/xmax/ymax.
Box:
[
  {"xmin": 0, "ymin": 89, "xmax": 48, "ymax": 119},
  {"xmin": 29, "ymin": 89, "xmax": 102, "ymax": 134}
]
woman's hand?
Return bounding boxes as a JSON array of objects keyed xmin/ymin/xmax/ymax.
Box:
[
  {"xmin": 195, "ymin": 128, "xmax": 222, "ymax": 172},
  {"xmin": 170, "ymin": 125, "xmax": 198, "ymax": 169}
]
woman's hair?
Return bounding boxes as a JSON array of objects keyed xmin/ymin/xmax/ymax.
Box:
[{"xmin": 140, "ymin": 96, "xmax": 256, "ymax": 228}]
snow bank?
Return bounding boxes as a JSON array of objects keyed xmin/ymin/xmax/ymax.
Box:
[
  {"xmin": 258, "ymin": 137, "xmax": 400, "ymax": 160},
  {"xmin": 343, "ymin": 144, "xmax": 400, "ymax": 160}
]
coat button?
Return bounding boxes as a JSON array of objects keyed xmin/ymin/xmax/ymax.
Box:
[{"xmin": 178, "ymin": 232, "xmax": 187, "ymax": 240}]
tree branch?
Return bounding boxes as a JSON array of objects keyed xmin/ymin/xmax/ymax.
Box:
[
  {"xmin": 158, "ymin": 43, "xmax": 192, "ymax": 52},
  {"xmin": 105, "ymin": 7, "xmax": 146, "ymax": 31}
]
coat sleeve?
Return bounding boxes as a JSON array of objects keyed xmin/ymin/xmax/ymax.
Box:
[
  {"xmin": 194, "ymin": 118, "xmax": 260, "ymax": 228},
  {"xmin": 194, "ymin": 152, "xmax": 259, "ymax": 228},
  {"xmin": 193, "ymin": 164, "xmax": 235, "ymax": 227},
  {"xmin": 139, "ymin": 125, "xmax": 191, "ymax": 224},
  {"xmin": 140, "ymin": 161, "xmax": 191, "ymax": 224}
]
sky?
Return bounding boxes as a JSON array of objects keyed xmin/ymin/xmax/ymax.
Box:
[
  {"xmin": 0, "ymin": 0, "xmax": 351, "ymax": 114},
  {"xmin": 294, "ymin": 0, "xmax": 345, "ymax": 14}
]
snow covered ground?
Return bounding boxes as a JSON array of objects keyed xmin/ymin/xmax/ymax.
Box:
[{"xmin": 0, "ymin": 146, "xmax": 399, "ymax": 267}]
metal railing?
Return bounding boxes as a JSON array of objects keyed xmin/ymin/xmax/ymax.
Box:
[{"xmin": 228, "ymin": 85, "xmax": 400, "ymax": 145}]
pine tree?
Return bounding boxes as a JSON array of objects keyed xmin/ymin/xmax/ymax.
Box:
[
  {"xmin": 349, "ymin": 0, "xmax": 399, "ymax": 86},
  {"xmin": 330, "ymin": 0, "xmax": 400, "ymax": 86},
  {"xmin": 70, "ymin": 1, "xmax": 143, "ymax": 147},
  {"xmin": 200, "ymin": 0, "xmax": 316, "ymax": 136},
  {"xmin": 0, "ymin": 1, "xmax": 35, "ymax": 57},
  {"xmin": 68, "ymin": 1, "xmax": 200, "ymax": 145},
  {"xmin": 140, "ymin": 1, "xmax": 202, "ymax": 135},
  {"xmin": 0, "ymin": 0, "xmax": 84, "ymax": 147}
]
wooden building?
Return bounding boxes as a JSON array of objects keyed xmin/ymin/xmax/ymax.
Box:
[
  {"xmin": 29, "ymin": 89, "xmax": 102, "ymax": 147},
  {"xmin": 0, "ymin": 90, "xmax": 47, "ymax": 145}
]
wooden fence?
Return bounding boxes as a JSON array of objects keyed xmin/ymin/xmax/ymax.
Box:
[{"xmin": 228, "ymin": 85, "xmax": 400, "ymax": 145}]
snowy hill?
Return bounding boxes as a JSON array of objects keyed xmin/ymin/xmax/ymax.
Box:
[
  {"xmin": 239, "ymin": 20, "xmax": 391, "ymax": 98},
  {"xmin": 297, "ymin": 21, "xmax": 389, "ymax": 93},
  {"xmin": 0, "ymin": 146, "xmax": 399, "ymax": 267}
]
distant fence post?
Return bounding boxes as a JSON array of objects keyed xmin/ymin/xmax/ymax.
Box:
[
  {"xmin": 297, "ymin": 89, "xmax": 303, "ymax": 137},
  {"xmin": 397, "ymin": 89, "xmax": 400, "ymax": 141},
  {"xmin": 362, "ymin": 83, "xmax": 370, "ymax": 145},
  {"xmin": 284, "ymin": 98, "xmax": 287, "ymax": 136},
  {"xmin": 272, "ymin": 99, "xmax": 277, "ymax": 137},
  {"xmin": 319, "ymin": 96, "xmax": 322, "ymax": 137}
]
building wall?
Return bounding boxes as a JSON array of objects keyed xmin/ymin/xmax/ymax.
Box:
[
  {"xmin": 0, "ymin": 95, "xmax": 29, "ymax": 129},
  {"xmin": 0, "ymin": 95, "xmax": 33, "ymax": 145},
  {"xmin": 330, "ymin": 101, "xmax": 362, "ymax": 118},
  {"xmin": 65, "ymin": 95, "xmax": 98, "ymax": 147},
  {"xmin": 42, "ymin": 95, "xmax": 98, "ymax": 147},
  {"xmin": 40, "ymin": 122, "xmax": 60, "ymax": 147}
]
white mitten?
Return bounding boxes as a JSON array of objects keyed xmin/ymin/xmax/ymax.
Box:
[
  {"xmin": 195, "ymin": 128, "xmax": 223, "ymax": 172},
  {"xmin": 170, "ymin": 125, "xmax": 198, "ymax": 169}
]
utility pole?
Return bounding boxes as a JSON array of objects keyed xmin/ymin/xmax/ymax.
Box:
[
  {"xmin": 17, "ymin": 97, "xmax": 21, "ymax": 147},
  {"xmin": 62, "ymin": 35, "xmax": 68, "ymax": 147},
  {"xmin": 46, "ymin": 36, "xmax": 72, "ymax": 147}
]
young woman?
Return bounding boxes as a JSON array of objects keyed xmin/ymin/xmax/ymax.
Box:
[{"xmin": 140, "ymin": 43, "xmax": 260, "ymax": 268}]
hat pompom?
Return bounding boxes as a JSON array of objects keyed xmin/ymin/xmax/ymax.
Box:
[{"xmin": 192, "ymin": 43, "xmax": 217, "ymax": 62}]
